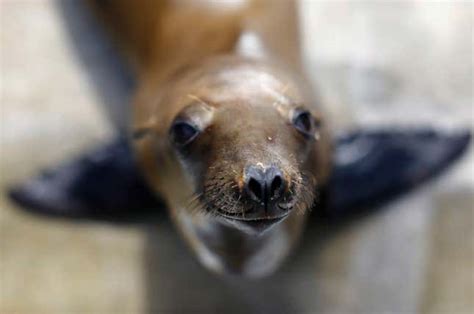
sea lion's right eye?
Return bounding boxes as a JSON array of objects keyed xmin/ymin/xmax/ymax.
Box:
[
  {"xmin": 170, "ymin": 121, "xmax": 200, "ymax": 146},
  {"xmin": 292, "ymin": 109, "xmax": 314, "ymax": 138}
]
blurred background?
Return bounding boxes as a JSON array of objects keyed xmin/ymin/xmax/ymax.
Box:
[{"xmin": 1, "ymin": 1, "xmax": 472, "ymax": 313}]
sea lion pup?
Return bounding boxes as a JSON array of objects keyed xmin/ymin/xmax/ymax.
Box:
[{"xmin": 89, "ymin": 0, "xmax": 332, "ymax": 277}]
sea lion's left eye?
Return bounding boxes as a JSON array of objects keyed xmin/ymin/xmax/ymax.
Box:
[
  {"xmin": 292, "ymin": 109, "xmax": 315, "ymax": 137},
  {"xmin": 170, "ymin": 121, "xmax": 200, "ymax": 146}
]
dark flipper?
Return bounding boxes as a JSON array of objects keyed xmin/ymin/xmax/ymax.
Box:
[
  {"xmin": 7, "ymin": 129, "xmax": 471, "ymax": 223},
  {"xmin": 8, "ymin": 138, "xmax": 163, "ymax": 223},
  {"xmin": 323, "ymin": 129, "xmax": 471, "ymax": 221}
]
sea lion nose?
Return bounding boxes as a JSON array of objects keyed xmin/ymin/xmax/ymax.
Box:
[{"xmin": 244, "ymin": 165, "xmax": 286, "ymax": 207}]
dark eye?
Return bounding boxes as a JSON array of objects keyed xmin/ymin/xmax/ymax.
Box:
[
  {"xmin": 170, "ymin": 121, "xmax": 200, "ymax": 146},
  {"xmin": 292, "ymin": 110, "xmax": 314, "ymax": 137}
]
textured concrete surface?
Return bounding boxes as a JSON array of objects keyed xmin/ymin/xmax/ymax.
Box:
[{"xmin": 1, "ymin": 1, "xmax": 473, "ymax": 313}]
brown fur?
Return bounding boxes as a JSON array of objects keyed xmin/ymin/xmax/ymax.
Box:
[{"xmin": 88, "ymin": 0, "xmax": 332, "ymax": 277}]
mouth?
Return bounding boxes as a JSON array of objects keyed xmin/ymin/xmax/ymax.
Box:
[{"xmin": 217, "ymin": 212, "xmax": 289, "ymax": 234}]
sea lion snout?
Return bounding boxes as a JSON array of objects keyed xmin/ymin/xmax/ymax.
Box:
[
  {"xmin": 243, "ymin": 165, "xmax": 288, "ymax": 216},
  {"xmin": 211, "ymin": 163, "xmax": 300, "ymax": 234}
]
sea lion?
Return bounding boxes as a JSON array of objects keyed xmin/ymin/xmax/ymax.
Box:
[
  {"xmin": 88, "ymin": 0, "xmax": 331, "ymax": 276},
  {"xmin": 7, "ymin": 1, "xmax": 471, "ymax": 279}
]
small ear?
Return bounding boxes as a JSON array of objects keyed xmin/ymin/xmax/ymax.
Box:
[
  {"xmin": 132, "ymin": 117, "xmax": 158, "ymax": 141},
  {"xmin": 132, "ymin": 127, "xmax": 153, "ymax": 141},
  {"xmin": 311, "ymin": 111, "xmax": 324, "ymax": 141},
  {"xmin": 311, "ymin": 110, "xmax": 323, "ymax": 128}
]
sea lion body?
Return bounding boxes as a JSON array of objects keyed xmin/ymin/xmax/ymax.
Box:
[{"xmin": 89, "ymin": 0, "xmax": 331, "ymax": 277}]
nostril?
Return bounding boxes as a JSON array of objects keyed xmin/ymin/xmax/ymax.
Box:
[
  {"xmin": 270, "ymin": 175, "xmax": 283, "ymax": 199},
  {"xmin": 248, "ymin": 178, "xmax": 263, "ymax": 201},
  {"xmin": 245, "ymin": 166, "xmax": 286, "ymax": 205}
]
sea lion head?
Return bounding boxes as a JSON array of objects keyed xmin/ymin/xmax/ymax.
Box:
[{"xmin": 134, "ymin": 57, "xmax": 331, "ymax": 234}]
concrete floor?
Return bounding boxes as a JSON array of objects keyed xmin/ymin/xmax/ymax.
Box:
[{"xmin": 1, "ymin": 1, "xmax": 473, "ymax": 313}]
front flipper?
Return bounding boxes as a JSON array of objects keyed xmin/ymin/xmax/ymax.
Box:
[
  {"xmin": 8, "ymin": 138, "xmax": 163, "ymax": 223},
  {"xmin": 324, "ymin": 129, "xmax": 471, "ymax": 220},
  {"xmin": 7, "ymin": 129, "xmax": 470, "ymax": 223}
]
